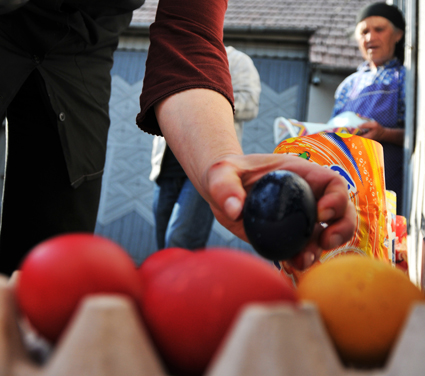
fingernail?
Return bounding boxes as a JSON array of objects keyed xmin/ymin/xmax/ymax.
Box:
[
  {"xmin": 329, "ymin": 234, "xmax": 344, "ymax": 249},
  {"xmin": 303, "ymin": 251, "xmax": 316, "ymax": 269},
  {"xmin": 224, "ymin": 196, "xmax": 242, "ymax": 220},
  {"xmin": 319, "ymin": 208, "xmax": 335, "ymax": 222}
]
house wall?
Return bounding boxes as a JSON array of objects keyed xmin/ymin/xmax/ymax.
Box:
[{"xmin": 306, "ymin": 72, "xmax": 348, "ymax": 123}]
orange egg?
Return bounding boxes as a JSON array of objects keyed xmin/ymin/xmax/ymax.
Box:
[{"xmin": 297, "ymin": 255, "xmax": 425, "ymax": 367}]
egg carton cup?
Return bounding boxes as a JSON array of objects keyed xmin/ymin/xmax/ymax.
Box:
[{"xmin": 1, "ymin": 275, "xmax": 424, "ymax": 376}]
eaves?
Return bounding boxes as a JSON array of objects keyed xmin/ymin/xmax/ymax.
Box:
[{"xmin": 125, "ymin": 22, "xmax": 315, "ymax": 45}]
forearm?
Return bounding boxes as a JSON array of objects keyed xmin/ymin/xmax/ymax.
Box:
[
  {"xmin": 155, "ymin": 88, "xmax": 242, "ymax": 200},
  {"xmin": 381, "ymin": 128, "xmax": 405, "ymax": 146},
  {"xmin": 359, "ymin": 120, "xmax": 405, "ymax": 147}
]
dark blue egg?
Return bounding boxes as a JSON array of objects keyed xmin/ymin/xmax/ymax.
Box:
[{"xmin": 243, "ymin": 170, "xmax": 317, "ymax": 260}]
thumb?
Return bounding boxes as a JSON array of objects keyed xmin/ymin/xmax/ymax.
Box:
[{"xmin": 205, "ymin": 159, "xmax": 246, "ymax": 221}]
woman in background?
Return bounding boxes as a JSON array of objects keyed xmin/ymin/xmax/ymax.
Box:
[{"xmin": 331, "ymin": 2, "xmax": 406, "ymax": 213}]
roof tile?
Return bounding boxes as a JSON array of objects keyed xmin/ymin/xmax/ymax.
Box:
[{"xmin": 131, "ymin": 0, "xmax": 384, "ymax": 69}]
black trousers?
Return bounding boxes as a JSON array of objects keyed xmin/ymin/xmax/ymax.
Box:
[{"xmin": 0, "ymin": 70, "xmax": 102, "ymax": 276}]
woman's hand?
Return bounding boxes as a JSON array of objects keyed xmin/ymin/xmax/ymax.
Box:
[
  {"xmin": 358, "ymin": 120, "xmax": 386, "ymax": 141},
  {"xmin": 204, "ymin": 154, "xmax": 356, "ymax": 270},
  {"xmin": 358, "ymin": 120, "xmax": 404, "ymax": 146}
]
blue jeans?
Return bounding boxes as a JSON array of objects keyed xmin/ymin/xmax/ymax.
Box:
[{"xmin": 153, "ymin": 177, "xmax": 215, "ymax": 250}]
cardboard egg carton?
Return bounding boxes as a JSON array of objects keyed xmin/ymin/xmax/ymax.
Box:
[{"xmin": 1, "ymin": 276, "xmax": 424, "ymax": 376}]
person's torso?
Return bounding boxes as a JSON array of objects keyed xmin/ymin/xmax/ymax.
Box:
[{"xmin": 333, "ymin": 59, "xmax": 405, "ymax": 129}]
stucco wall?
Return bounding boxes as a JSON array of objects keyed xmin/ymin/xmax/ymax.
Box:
[{"xmin": 306, "ymin": 72, "xmax": 348, "ymax": 123}]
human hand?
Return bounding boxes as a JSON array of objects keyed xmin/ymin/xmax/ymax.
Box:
[
  {"xmin": 203, "ymin": 153, "xmax": 356, "ymax": 270},
  {"xmin": 358, "ymin": 120, "xmax": 386, "ymax": 142}
]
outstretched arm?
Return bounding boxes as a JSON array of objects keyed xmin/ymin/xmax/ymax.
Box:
[
  {"xmin": 141, "ymin": 0, "xmax": 355, "ymax": 270},
  {"xmin": 156, "ymin": 88, "xmax": 356, "ymax": 270}
]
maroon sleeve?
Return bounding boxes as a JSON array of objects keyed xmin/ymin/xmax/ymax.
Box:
[{"xmin": 136, "ymin": 0, "xmax": 234, "ymax": 136}]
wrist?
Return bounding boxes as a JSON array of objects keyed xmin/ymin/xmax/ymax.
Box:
[{"xmin": 382, "ymin": 127, "xmax": 405, "ymax": 145}]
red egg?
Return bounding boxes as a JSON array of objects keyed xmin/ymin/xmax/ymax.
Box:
[
  {"xmin": 137, "ymin": 247, "xmax": 191, "ymax": 285},
  {"xmin": 16, "ymin": 233, "xmax": 142, "ymax": 342},
  {"xmin": 138, "ymin": 247, "xmax": 297, "ymax": 376}
]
